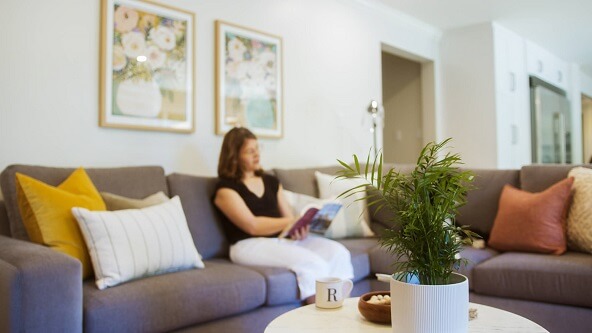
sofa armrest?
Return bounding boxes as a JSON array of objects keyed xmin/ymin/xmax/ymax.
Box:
[{"xmin": 0, "ymin": 235, "xmax": 82, "ymax": 333}]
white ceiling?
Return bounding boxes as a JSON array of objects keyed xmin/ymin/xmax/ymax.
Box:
[{"xmin": 377, "ymin": 0, "xmax": 592, "ymax": 77}]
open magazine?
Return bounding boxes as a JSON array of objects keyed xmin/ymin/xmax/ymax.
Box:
[{"xmin": 278, "ymin": 202, "xmax": 343, "ymax": 238}]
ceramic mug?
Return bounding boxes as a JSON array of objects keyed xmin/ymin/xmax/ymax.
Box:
[{"xmin": 315, "ymin": 277, "xmax": 354, "ymax": 309}]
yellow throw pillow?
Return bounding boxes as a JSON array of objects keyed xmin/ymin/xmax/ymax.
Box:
[{"xmin": 16, "ymin": 168, "xmax": 106, "ymax": 279}]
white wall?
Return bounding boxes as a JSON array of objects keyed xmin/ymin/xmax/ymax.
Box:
[
  {"xmin": 0, "ymin": 0, "xmax": 440, "ymax": 177},
  {"xmin": 582, "ymin": 72, "xmax": 592, "ymax": 163},
  {"xmin": 569, "ymin": 64, "xmax": 583, "ymax": 163},
  {"xmin": 581, "ymin": 72, "xmax": 592, "ymax": 97},
  {"xmin": 440, "ymin": 23, "xmax": 498, "ymax": 168},
  {"xmin": 582, "ymin": 96, "xmax": 592, "ymax": 163}
]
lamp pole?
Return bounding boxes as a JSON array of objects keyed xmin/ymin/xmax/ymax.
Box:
[{"xmin": 368, "ymin": 100, "xmax": 379, "ymax": 153}]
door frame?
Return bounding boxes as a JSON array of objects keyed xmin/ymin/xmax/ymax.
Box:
[
  {"xmin": 582, "ymin": 93, "xmax": 592, "ymax": 163},
  {"xmin": 380, "ymin": 43, "xmax": 438, "ymax": 148}
]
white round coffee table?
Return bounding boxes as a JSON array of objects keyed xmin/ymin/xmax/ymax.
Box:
[{"xmin": 265, "ymin": 298, "xmax": 549, "ymax": 333}]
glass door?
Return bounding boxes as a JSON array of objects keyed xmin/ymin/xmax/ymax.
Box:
[{"xmin": 531, "ymin": 77, "xmax": 571, "ymax": 164}]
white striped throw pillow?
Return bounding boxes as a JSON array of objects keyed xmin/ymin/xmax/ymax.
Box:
[{"xmin": 72, "ymin": 196, "xmax": 204, "ymax": 290}]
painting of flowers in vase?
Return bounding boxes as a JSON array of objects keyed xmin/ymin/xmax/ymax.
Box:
[
  {"xmin": 100, "ymin": 0, "xmax": 194, "ymax": 133},
  {"xmin": 216, "ymin": 21, "xmax": 283, "ymax": 138}
]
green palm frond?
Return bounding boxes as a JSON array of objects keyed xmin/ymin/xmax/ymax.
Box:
[{"xmin": 336, "ymin": 138, "xmax": 477, "ymax": 285}]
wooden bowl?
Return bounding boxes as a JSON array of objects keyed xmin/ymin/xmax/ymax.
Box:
[{"xmin": 358, "ymin": 291, "xmax": 391, "ymax": 324}]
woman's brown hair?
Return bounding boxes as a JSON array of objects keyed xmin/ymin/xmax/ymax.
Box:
[{"xmin": 218, "ymin": 127, "xmax": 264, "ymax": 180}]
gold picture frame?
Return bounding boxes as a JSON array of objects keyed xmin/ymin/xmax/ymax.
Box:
[
  {"xmin": 215, "ymin": 21, "xmax": 283, "ymax": 138},
  {"xmin": 100, "ymin": 0, "xmax": 195, "ymax": 133}
]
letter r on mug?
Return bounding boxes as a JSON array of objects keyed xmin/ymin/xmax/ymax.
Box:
[
  {"xmin": 315, "ymin": 277, "xmax": 353, "ymax": 309},
  {"xmin": 327, "ymin": 288, "xmax": 337, "ymax": 302}
]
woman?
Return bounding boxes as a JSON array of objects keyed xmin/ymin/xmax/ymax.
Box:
[{"xmin": 214, "ymin": 127, "xmax": 354, "ymax": 301}]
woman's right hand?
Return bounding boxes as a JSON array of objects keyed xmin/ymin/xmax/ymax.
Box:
[{"xmin": 291, "ymin": 225, "xmax": 310, "ymax": 241}]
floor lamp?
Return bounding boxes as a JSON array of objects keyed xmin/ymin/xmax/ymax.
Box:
[{"xmin": 368, "ymin": 100, "xmax": 380, "ymax": 153}]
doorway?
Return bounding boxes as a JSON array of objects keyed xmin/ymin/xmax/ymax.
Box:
[
  {"xmin": 381, "ymin": 52, "xmax": 423, "ymax": 164},
  {"xmin": 582, "ymin": 94, "xmax": 592, "ymax": 163}
]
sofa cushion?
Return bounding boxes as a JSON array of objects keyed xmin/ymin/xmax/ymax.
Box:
[
  {"xmin": 454, "ymin": 246, "xmax": 498, "ymax": 290},
  {"xmin": 472, "ymin": 251, "xmax": 592, "ymax": 308},
  {"xmin": 166, "ymin": 173, "xmax": 229, "ymax": 259},
  {"xmin": 338, "ymin": 238, "xmax": 376, "ymax": 282},
  {"xmin": 1, "ymin": 165, "xmax": 168, "ymax": 241},
  {"xmin": 242, "ymin": 265, "xmax": 299, "ymax": 306},
  {"xmin": 456, "ymin": 168, "xmax": 520, "ymax": 239},
  {"xmin": 82, "ymin": 259, "xmax": 266, "ymax": 333},
  {"xmin": 368, "ymin": 243, "xmax": 399, "ymax": 275},
  {"xmin": 520, "ymin": 164, "xmax": 590, "ymax": 193}
]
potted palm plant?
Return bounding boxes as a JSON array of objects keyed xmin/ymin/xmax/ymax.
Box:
[{"xmin": 337, "ymin": 138, "xmax": 477, "ymax": 333}]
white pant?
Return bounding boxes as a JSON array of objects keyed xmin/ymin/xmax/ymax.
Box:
[{"xmin": 229, "ymin": 235, "xmax": 354, "ymax": 299}]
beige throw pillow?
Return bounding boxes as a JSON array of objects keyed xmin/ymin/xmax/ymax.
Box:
[
  {"xmin": 566, "ymin": 167, "xmax": 592, "ymax": 253},
  {"xmin": 314, "ymin": 172, "xmax": 374, "ymax": 238},
  {"xmin": 101, "ymin": 191, "xmax": 169, "ymax": 211},
  {"xmin": 283, "ymin": 189, "xmax": 349, "ymax": 239}
]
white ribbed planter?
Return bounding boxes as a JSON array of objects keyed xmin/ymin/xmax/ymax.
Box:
[{"xmin": 390, "ymin": 272, "xmax": 468, "ymax": 333}]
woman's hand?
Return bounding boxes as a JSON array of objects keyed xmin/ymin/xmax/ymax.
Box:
[{"xmin": 291, "ymin": 225, "xmax": 310, "ymax": 241}]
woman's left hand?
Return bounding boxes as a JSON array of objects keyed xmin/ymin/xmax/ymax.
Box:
[{"xmin": 291, "ymin": 225, "xmax": 310, "ymax": 240}]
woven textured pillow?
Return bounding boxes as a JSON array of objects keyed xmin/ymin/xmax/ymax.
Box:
[
  {"xmin": 72, "ymin": 196, "xmax": 204, "ymax": 290},
  {"xmin": 566, "ymin": 167, "xmax": 592, "ymax": 253},
  {"xmin": 488, "ymin": 177, "xmax": 573, "ymax": 255}
]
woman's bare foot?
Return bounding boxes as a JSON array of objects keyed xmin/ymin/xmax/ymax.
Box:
[{"xmin": 304, "ymin": 295, "xmax": 315, "ymax": 305}]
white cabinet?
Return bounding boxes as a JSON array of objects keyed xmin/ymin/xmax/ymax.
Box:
[
  {"xmin": 526, "ymin": 41, "xmax": 569, "ymax": 91},
  {"xmin": 493, "ymin": 25, "xmax": 531, "ymax": 168},
  {"xmin": 441, "ymin": 22, "xmax": 530, "ymax": 169},
  {"xmin": 442, "ymin": 23, "xmax": 576, "ymax": 169}
]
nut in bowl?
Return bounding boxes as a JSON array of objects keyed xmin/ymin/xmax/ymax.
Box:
[{"xmin": 358, "ymin": 291, "xmax": 391, "ymax": 324}]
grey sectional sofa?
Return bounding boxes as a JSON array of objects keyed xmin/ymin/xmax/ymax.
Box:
[{"xmin": 0, "ymin": 164, "xmax": 591, "ymax": 333}]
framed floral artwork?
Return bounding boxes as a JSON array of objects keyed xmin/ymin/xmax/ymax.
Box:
[
  {"xmin": 100, "ymin": 0, "xmax": 194, "ymax": 133},
  {"xmin": 215, "ymin": 21, "xmax": 283, "ymax": 138}
]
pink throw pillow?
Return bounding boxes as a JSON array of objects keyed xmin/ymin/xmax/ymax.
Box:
[{"xmin": 488, "ymin": 177, "xmax": 574, "ymax": 255}]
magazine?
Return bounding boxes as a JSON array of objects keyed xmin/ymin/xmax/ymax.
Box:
[{"xmin": 278, "ymin": 202, "xmax": 343, "ymax": 238}]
